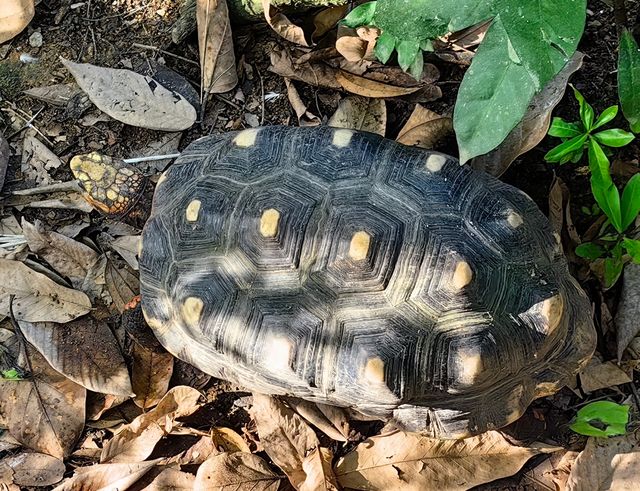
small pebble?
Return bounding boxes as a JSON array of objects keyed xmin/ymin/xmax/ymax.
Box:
[{"xmin": 29, "ymin": 31, "xmax": 43, "ymax": 48}]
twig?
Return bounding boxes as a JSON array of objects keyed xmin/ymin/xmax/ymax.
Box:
[
  {"xmin": 213, "ymin": 94, "xmax": 242, "ymax": 110},
  {"xmin": 83, "ymin": 3, "xmax": 148, "ymax": 22},
  {"xmin": 123, "ymin": 153, "xmax": 181, "ymax": 164},
  {"xmin": 132, "ymin": 43, "xmax": 199, "ymax": 66},
  {"xmin": 254, "ymin": 64, "xmax": 266, "ymax": 125},
  {"xmin": 5, "ymin": 106, "xmax": 46, "ymax": 141},
  {"xmin": 12, "ymin": 181, "xmax": 82, "ymax": 196}
]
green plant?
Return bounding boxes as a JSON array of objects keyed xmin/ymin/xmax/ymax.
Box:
[
  {"xmin": 618, "ymin": 29, "xmax": 640, "ymax": 133},
  {"xmin": 570, "ymin": 401, "xmax": 629, "ymax": 437},
  {"xmin": 545, "ymin": 87, "xmax": 640, "ymax": 287},
  {"xmin": 0, "ymin": 369, "xmax": 22, "ymax": 380},
  {"xmin": 342, "ymin": 0, "xmax": 586, "ymax": 163}
]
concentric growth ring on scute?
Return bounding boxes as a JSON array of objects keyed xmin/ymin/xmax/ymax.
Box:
[{"xmin": 139, "ymin": 125, "xmax": 596, "ymax": 438}]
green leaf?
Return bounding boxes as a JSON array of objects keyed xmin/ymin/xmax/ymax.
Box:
[
  {"xmin": 342, "ymin": 1, "xmax": 377, "ymax": 28},
  {"xmin": 372, "ymin": 0, "xmax": 451, "ymax": 42},
  {"xmin": 593, "ymin": 105, "xmax": 619, "ymax": 130},
  {"xmin": 618, "ymin": 29, "xmax": 640, "ymax": 133},
  {"xmin": 570, "ymin": 401, "xmax": 629, "ymax": 437},
  {"xmin": 396, "ymin": 39, "xmax": 420, "ymax": 72},
  {"xmin": 592, "ymin": 128, "xmax": 635, "ymax": 148},
  {"xmin": 408, "ymin": 51, "xmax": 424, "ymax": 80},
  {"xmin": 620, "ymin": 173, "xmax": 640, "ymax": 231},
  {"xmin": 604, "ymin": 255, "xmax": 624, "ymax": 288},
  {"xmin": 374, "ymin": 31, "xmax": 396, "ymax": 64},
  {"xmin": 1, "ymin": 369, "xmax": 22, "ymax": 380},
  {"xmin": 623, "ymin": 238, "xmax": 640, "ymax": 263},
  {"xmin": 548, "ymin": 117, "xmax": 583, "ymax": 138},
  {"xmin": 575, "ymin": 242, "xmax": 605, "ymax": 259},
  {"xmin": 588, "ymin": 139, "xmax": 623, "ymax": 232},
  {"xmin": 545, "ymin": 133, "xmax": 588, "ymax": 163},
  {"xmin": 572, "ymin": 86, "xmax": 595, "ymax": 130}
]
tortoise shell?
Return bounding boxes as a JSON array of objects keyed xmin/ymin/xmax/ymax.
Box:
[{"xmin": 139, "ymin": 126, "xmax": 595, "ymax": 438}]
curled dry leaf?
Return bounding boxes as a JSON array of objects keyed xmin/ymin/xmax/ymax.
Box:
[
  {"xmin": 301, "ymin": 447, "xmax": 339, "ymax": 491},
  {"xmin": 284, "ymin": 78, "xmax": 320, "ymax": 127},
  {"xmin": 262, "ymin": 0, "xmax": 309, "ymax": 47},
  {"xmin": 0, "ymin": 0, "xmax": 34, "ymax": 43},
  {"xmin": 312, "ymin": 5, "xmax": 348, "ymax": 41},
  {"xmin": 616, "ymin": 263, "xmax": 640, "ymax": 360},
  {"xmin": 110, "ymin": 235, "xmax": 141, "ymax": 270},
  {"xmin": 53, "ymin": 459, "xmax": 162, "ymax": 491},
  {"xmin": 143, "ymin": 467, "xmax": 196, "ymax": 490},
  {"xmin": 396, "ymin": 104, "xmax": 452, "ymax": 149},
  {"xmin": 288, "ymin": 399, "xmax": 349, "ymax": 442},
  {"xmin": 566, "ymin": 430, "xmax": 640, "ymax": 491},
  {"xmin": 547, "ymin": 176, "xmax": 580, "ymax": 263},
  {"xmin": 328, "ymin": 96, "xmax": 386, "ymax": 137},
  {"xmin": 470, "ymin": 52, "xmax": 583, "ymax": 177},
  {"xmin": 19, "ymin": 316, "xmax": 133, "ymax": 396},
  {"xmin": 0, "ymin": 345, "xmax": 86, "ymax": 459},
  {"xmin": 194, "ymin": 452, "xmax": 281, "ymax": 491},
  {"xmin": 212, "ymin": 427, "xmax": 251, "ymax": 453},
  {"xmin": 106, "ymin": 258, "xmax": 140, "ymax": 313},
  {"xmin": 334, "ymin": 430, "xmax": 560, "ymax": 491},
  {"xmin": 335, "ymin": 34, "xmax": 368, "ymax": 63},
  {"xmin": 21, "ymin": 133, "xmax": 63, "ymax": 186},
  {"xmin": 101, "ymin": 386, "xmax": 202, "ymax": 463},
  {"xmin": 270, "ymin": 47, "xmax": 341, "ymax": 90},
  {"xmin": 61, "ymin": 58, "xmax": 196, "ymax": 131},
  {"xmin": 197, "ymin": 0, "xmax": 238, "ymax": 96},
  {"xmin": 578, "ymin": 357, "xmax": 632, "ymax": 393},
  {"xmin": 0, "ymin": 452, "xmax": 65, "ymax": 487},
  {"xmin": 0, "ymin": 258, "xmax": 92, "ymax": 323},
  {"xmin": 336, "ymin": 70, "xmax": 422, "ymax": 98}
]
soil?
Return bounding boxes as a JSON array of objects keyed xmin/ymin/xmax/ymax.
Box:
[{"xmin": 1, "ymin": 1, "xmax": 639, "ymax": 489}]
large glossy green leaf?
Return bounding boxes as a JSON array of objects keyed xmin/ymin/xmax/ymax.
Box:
[
  {"xmin": 620, "ymin": 173, "xmax": 640, "ymax": 231},
  {"xmin": 588, "ymin": 139, "xmax": 622, "ymax": 232},
  {"xmin": 618, "ymin": 30, "xmax": 640, "ymax": 133}
]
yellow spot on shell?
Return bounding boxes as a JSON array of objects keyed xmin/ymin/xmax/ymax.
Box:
[
  {"xmin": 452, "ymin": 261, "xmax": 473, "ymax": 290},
  {"xmin": 506, "ymin": 211, "xmax": 523, "ymax": 228},
  {"xmin": 260, "ymin": 209, "xmax": 280, "ymax": 238},
  {"xmin": 234, "ymin": 128, "xmax": 259, "ymax": 147},
  {"xmin": 106, "ymin": 189, "xmax": 118, "ymax": 201},
  {"xmin": 332, "ymin": 129, "xmax": 353, "ymax": 148},
  {"xmin": 142, "ymin": 308, "xmax": 164, "ymax": 332},
  {"xmin": 425, "ymin": 154, "xmax": 446, "ymax": 172},
  {"xmin": 265, "ymin": 337, "xmax": 293, "ymax": 370},
  {"xmin": 349, "ymin": 231, "xmax": 371, "ymax": 261},
  {"xmin": 456, "ymin": 350, "xmax": 483, "ymax": 385},
  {"xmin": 186, "ymin": 200, "xmax": 202, "ymax": 222},
  {"xmin": 364, "ymin": 357, "xmax": 385, "ymax": 383},
  {"xmin": 157, "ymin": 171, "xmax": 169, "ymax": 185},
  {"xmin": 540, "ymin": 294, "xmax": 564, "ymax": 335},
  {"xmin": 136, "ymin": 237, "xmax": 143, "ymax": 257},
  {"xmin": 182, "ymin": 297, "xmax": 204, "ymax": 327}
]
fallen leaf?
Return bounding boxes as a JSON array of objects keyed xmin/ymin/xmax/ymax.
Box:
[
  {"xmin": 251, "ymin": 394, "xmax": 319, "ymax": 488},
  {"xmin": 22, "ymin": 218, "xmax": 99, "ymax": 289},
  {"xmin": 130, "ymin": 329, "xmax": 174, "ymax": 409},
  {"xmin": 284, "ymin": 78, "xmax": 320, "ymax": 126},
  {"xmin": 0, "ymin": 0, "xmax": 34, "ymax": 43},
  {"xmin": 19, "ymin": 316, "xmax": 133, "ymax": 396},
  {"xmin": 0, "ymin": 344, "xmax": 86, "ymax": 459},
  {"xmin": 21, "ymin": 133, "xmax": 63, "ymax": 185},
  {"xmin": 470, "ymin": 52, "xmax": 583, "ymax": 176},
  {"xmin": 312, "ymin": 5, "xmax": 348, "ymax": 41},
  {"xmin": 105, "ymin": 257, "xmax": 139, "ymax": 313},
  {"xmin": 53, "ymin": 459, "xmax": 162, "ymax": 491},
  {"xmin": 328, "ymin": 96, "xmax": 386, "ymax": 136},
  {"xmin": 143, "ymin": 467, "xmax": 196, "ymax": 490},
  {"xmin": 547, "ymin": 176, "xmax": 581, "ymax": 263},
  {"xmin": 0, "ymin": 452, "xmax": 65, "ymax": 487},
  {"xmin": 61, "ymin": 58, "xmax": 197, "ymax": 131},
  {"xmin": 194, "ymin": 452, "xmax": 281, "ymax": 491},
  {"xmin": 288, "ymin": 399, "xmax": 350, "ymax": 442},
  {"xmin": 0, "ymin": 258, "xmax": 92, "ymax": 323},
  {"xmin": 87, "ymin": 393, "xmax": 130, "ymax": 421},
  {"xmin": 336, "ymin": 34, "xmax": 368, "ymax": 62},
  {"xmin": 616, "ymin": 263, "xmax": 640, "ymax": 360},
  {"xmin": 566, "ymin": 430, "xmax": 640, "ymax": 491},
  {"xmin": 24, "ymin": 83, "xmax": 82, "ymax": 107},
  {"xmin": 270, "ymin": 47, "xmax": 341, "ymax": 90},
  {"xmin": 262, "ymin": 0, "xmax": 309, "ymax": 47},
  {"xmin": 110, "ymin": 235, "xmax": 141, "ymax": 270},
  {"xmin": 521, "ymin": 450, "xmax": 578, "ymax": 491},
  {"xmin": 301, "ymin": 447, "xmax": 339, "ymax": 491},
  {"xmin": 578, "ymin": 357, "xmax": 632, "ymax": 393},
  {"xmin": 212, "ymin": 427, "xmax": 251, "ymax": 453},
  {"xmin": 176, "ymin": 435, "xmax": 218, "ymax": 465},
  {"xmin": 197, "ymin": 0, "xmax": 238, "ymax": 96},
  {"xmin": 101, "ymin": 386, "xmax": 202, "ymax": 463},
  {"xmin": 396, "ymin": 104, "xmax": 452, "ymax": 148},
  {"xmin": 334, "ymin": 430, "xmax": 560, "ymax": 491},
  {"xmin": 0, "ymin": 131, "xmax": 9, "ymax": 192},
  {"xmin": 336, "ymin": 70, "xmax": 422, "ymax": 98}
]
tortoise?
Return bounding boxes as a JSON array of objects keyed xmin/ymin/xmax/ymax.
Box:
[{"xmin": 72, "ymin": 125, "xmax": 596, "ymax": 438}]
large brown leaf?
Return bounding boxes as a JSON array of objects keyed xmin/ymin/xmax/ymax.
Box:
[
  {"xmin": 0, "ymin": 452, "xmax": 65, "ymax": 487},
  {"xmin": 334, "ymin": 430, "xmax": 560, "ymax": 491},
  {"xmin": 53, "ymin": 459, "xmax": 162, "ymax": 491},
  {"xmin": 616, "ymin": 263, "xmax": 640, "ymax": 360},
  {"xmin": 105, "ymin": 257, "xmax": 139, "ymax": 313},
  {"xmin": 130, "ymin": 327, "xmax": 174, "ymax": 409},
  {"xmin": 197, "ymin": 0, "xmax": 237, "ymax": 96},
  {"xmin": 0, "ymin": 0, "xmax": 34, "ymax": 43},
  {"xmin": 19, "ymin": 316, "xmax": 132, "ymax": 396},
  {"xmin": 0, "ymin": 258, "xmax": 92, "ymax": 323},
  {"xmin": 328, "ymin": 96, "xmax": 386, "ymax": 136},
  {"xmin": 143, "ymin": 467, "xmax": 196, "ymax": 490},
  {"xmin": 0, "ymin": 345, "xmax": 86, "ymax": 459},
  {"xmin": 335, "ymin": 70, "xmax": 422, "ymax": 98},
  {"xmin": 194, "ymin": 452, "xmax": 281, "ymax": 491},
  {"xmin": 261, "ymin": 0, "xmax": 309, "ymax": 47},
  {"xmin": 396, "ymin": 104, "xmax": 453, "ymax": 149},
  {"xmin": 301, "ymin": 447, "xmax": 339, "ymax": 491}
]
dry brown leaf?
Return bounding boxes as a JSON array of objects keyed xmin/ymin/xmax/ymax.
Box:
[
  {"xmin": 0, "ymin": 258, "xmax": 92, "ymax": 323},
  {"xmin": 335, "ymin": 35, "xmax": 368, "ymax": 62},
  {"xmin": 0, "ymin": 452, "xmax": 65, "ymax": 487},
  {"xmin": 197, "ymin": 0, "xmax": 238, "ymax": 96},
  {"xmin": 284, "ymin": 78, "xmax": 321, "ymax": 126},
  {"xmin": 616, "ymin": 263, "xmax": 640, "ymax": 360},
  {"xmin": 470, "ymin": 52, "xmax": 583, "ymax": 176},
  {"xmin": 101, "ymin": 386, "xmax": 202, "ymax": 463},
  {"xmin": 301, "ymin": 447, "xmax": 339, "ymax": 491},
  {"xmin": 251, "ymin": 394, "xmax": 320, "ymax": 488},
  {"xmin": 61, "ymin": 58, "xmax": 196, "ymax": 131},
  {"xmin": 336, "ymin": 70, "xmax": 422, "ymax": 98},
  {"xmin": 105, "ymin": 258, "xmax": 139, "ymax": 313},
  {"xmin": 547, "ymin": 176, "xmax": 580, "ymax": 263},
  {"xmin": 578, "ymin": 357, "xmax": 632, "ymax": 393},
  {"xmin": 175, "ymin": 436, "xmax": 218, "ymax": 465},
  {"xmin": 53, "ymin": 459, "xmax": 162, "ymax": 491},
  {"xmin": 521, "ymin": 450, "xmax": 578, "ymax": 491},
  {"xmin": 143, "ymin": 467, "xmax": 196, "ymax": 490},
  {"xmin": 212, "ymin": 427, "xmax": 251, "ymax": 453},
  {"xmin": 130, "ymin": 330, "xmax": 174, "ymax": 409},
  {"xmin": 262, "ymin": 0, "xmax": 309, "ymax": 47},
  {"xmin": 396, "ymin": 104, "xmax": 452, "ymax": 149},
  {"xmin": 566, "ymin": 430, "xmax": 640, "ymax": 491},
  {"xmin": 87, "ymin": 393, "xmax": 130, "ymax": 421},
  {"xmin": 24, "ymin": 83, "xmax": 82, "ymax": 107},
  {"xmin": 194, "ymin": 452, "xmax": 281, "ymax": 491},
  {"xmin": 312, "ymin": 5, "xmax": 348, "ymax": 41},
  {"xmin": 0, "ymin": 345, "xmax": 86, "ymax": 459},
  {"xmin": 0, "ymin": 131, "xmax": 9, "ymax": 192},
  {"xmin": 21, "ymin": 133, "xmax": 63, "ymax": 186},
  {"xmin": 0, "ymin": 0, "xmax": 34, "ymax": 43},
  {"xmin": 288, "ymin": 399, "xmax": 350, "ymax": 442},
  {"xmin": 334, "ymin": 430, "xmax": 560, "ymax": 491},
  {"xmin": 110, "ymin": 235, "xmax": 141, "ymax": 270},
  {"xmin": 22, "ymin": 218, "xmax": 99, "ymax": 289},
  {"xmin": 328, "ymin": 96, "xmax": 386, "ymax": 136},
  {"xmin": 19, "ymin": 316, "xmax": 133, "ymax": 396},
  {"xmin": 270, "ymin": 47, "xmax": 341, "ymax": 89}
]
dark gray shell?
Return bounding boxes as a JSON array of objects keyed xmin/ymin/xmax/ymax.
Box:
[{"xmin": 139, "ymin": 126, "xmax": 595, "ymax": 438}]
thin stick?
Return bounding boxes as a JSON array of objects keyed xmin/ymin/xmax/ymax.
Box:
[
  {"xmin": 123, "ymin": 153, "xmax": 181, "ymax": 164},
  {"xmin": 132, "ymin": 43, "xmax": 199, "ymax": 66}
]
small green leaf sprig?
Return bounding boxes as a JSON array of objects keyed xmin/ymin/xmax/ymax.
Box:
[{"xmin": 545, "ymin": 87, "xmax": 640, "ymax": 287}]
